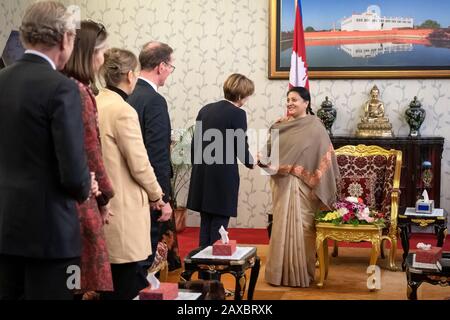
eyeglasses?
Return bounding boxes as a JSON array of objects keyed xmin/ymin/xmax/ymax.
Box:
[{"xmin": 163, "ymin": 61, "xmax": 176, "ymax": 73}]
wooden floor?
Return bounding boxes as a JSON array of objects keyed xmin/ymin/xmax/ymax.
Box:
[{"xmin": 167, "ymin": 245, "xmax": 450, "ymax": 300}]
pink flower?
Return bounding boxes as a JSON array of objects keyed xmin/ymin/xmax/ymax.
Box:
[{"xmin": 365, "ymin": 216, "xmax": 375, "ymax": 223}]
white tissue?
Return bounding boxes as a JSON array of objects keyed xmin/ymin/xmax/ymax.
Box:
[
  {"xmin": 422, "ymin": 190, "xmax": 430, "ymax": 203},
  {"xmin": 416, "ymin": 242, "xmax": 432, "ymax": 250},
  {"xmin": 147, "ymin": 272, "xmax": 160, "ymax": 290},
  {"xmin": 219, "ymin": 226, "xmax": 229, "ymax": 244}
]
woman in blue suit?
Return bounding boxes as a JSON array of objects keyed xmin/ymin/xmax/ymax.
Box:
[{"xmin": 187, "ymin": 74, "xmax": 255, "ymax": 247}]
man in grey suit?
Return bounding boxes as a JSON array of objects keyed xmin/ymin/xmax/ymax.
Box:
[{"xmin": 0, "ymin": 1, "xmax": 92, "ymax": 300}]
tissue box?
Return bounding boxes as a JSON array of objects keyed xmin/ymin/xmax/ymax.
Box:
[
  {"xmin": 415, "ymin": 199, "xmax": 434, "ymax": 214},
  {"xmin": 139, "ymin": 283, "xmax": 179, "ymax": 300},
  {"xmin": 212, "ymin": 240, "xmax": 237, "ymax": 256},
  {"xmin": 411, "ymin": 246, "xmax": 442, "ymax": 264}
]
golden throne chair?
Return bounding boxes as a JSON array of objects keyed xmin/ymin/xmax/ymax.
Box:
[{"xmin": 333, "ymin": 144, "xmax": 402, "ymax": 271}]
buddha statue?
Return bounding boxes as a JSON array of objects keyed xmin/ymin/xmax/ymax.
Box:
[
  {"xmin": 362, "ymin": 86, "xmax": 387, "ymax": 122},
  {"xmin": 356, "ymin": 85, "xmax": 393, "ymax": 137}
]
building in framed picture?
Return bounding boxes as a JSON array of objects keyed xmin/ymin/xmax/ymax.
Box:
[
  {"xmin": 341, "ymin": 5, "xmax": 413, "ymax": 31},
  {"xmin": 270, "ymin": 0, "xmax": 450, "ymax": 78}
]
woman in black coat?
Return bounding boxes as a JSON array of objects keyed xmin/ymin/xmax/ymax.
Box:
[{"xmin": 187, "ymin": 74, "xmax": 255, "ymax": 247}]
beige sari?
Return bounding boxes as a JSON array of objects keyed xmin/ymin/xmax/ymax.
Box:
[{"xmin": 260, "ymin": 115, "xmax": 339, "ymax": 287}]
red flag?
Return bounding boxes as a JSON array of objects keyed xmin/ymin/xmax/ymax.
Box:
[{"xmin": 289, "ymin": 0, "xmax": 309, "ymax": 89}]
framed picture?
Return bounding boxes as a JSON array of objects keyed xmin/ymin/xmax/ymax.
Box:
[
  {"xmin": 269, "ymin": 0, "xmax": 450, "ymax": 79},
  {"xmin": 1, "ymin": 30, "xmax": 25, "ymax": 67}
]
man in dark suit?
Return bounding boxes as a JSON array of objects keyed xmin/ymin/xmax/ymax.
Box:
[
  {"xmin": 0, "ymin": 2, "xmax": 91, "ymax": 300},
  {"xmin": 187, "ymin": 74, "xmax": 255, "ymax": 248},
  {"xmin": 128, "ymin": 41, "xmax": 174, "ymax": 282}
]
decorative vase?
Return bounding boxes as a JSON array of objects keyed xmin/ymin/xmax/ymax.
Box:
[
  {"xmin": 317, "ymin": 96, "xmax": 337, "ymax": 135},
  {"xmin": 405, "ymin": 96, "xmax": 426, "ymax": 137}
]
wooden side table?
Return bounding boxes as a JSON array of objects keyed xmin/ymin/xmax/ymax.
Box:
[
  {"xmin": 315, "ymin": 222, "xmax": 383, "ymax": 288},
  {"xmin": 405, "ymin": 252, "xmax": 450, "ymax": 300},
  {"xmin": 398, "ymin": 208, "xmax": 448, "ymax": 271},
  {"xmin": 180, "ymin": 246, "xmax": 260, "ymax": 300}
]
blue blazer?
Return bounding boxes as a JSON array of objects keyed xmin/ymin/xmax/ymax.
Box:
[
  {"xmin": 127, "ymin": 79, "xmax": 172, "ymax": 203},
  {"xmin": 187, "ymin": 100, "xmax": 254, "ymax": 217}
]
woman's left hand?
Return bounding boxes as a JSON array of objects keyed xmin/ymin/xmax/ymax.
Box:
[{"xmin": 100, "ymin": 204, "xmax": 113, "ymax": 225}]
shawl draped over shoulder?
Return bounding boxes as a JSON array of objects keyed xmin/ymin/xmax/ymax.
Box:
[{"xmin": 259, "ymin": 115, "xmax": 340, "ymax": 208}]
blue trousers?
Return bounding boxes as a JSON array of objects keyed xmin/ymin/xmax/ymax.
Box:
[
  {"xmin": 198, "ymin": 212, "xmax": 230, "ymax": 280},
  {"xmin": 199, "ymin": 212, "xmax": 230, "ymax": 247}
]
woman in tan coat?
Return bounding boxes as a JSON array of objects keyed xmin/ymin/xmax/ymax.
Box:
[{"xmin": 96, "ymin": 48, "xmax": 165, "ymax": 300}]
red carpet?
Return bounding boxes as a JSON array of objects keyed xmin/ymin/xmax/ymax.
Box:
[{"xmin": 177, "ymin": 227, "xmax": 450, "ymax": 261}]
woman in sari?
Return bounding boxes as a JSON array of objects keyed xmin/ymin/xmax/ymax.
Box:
[{"xmin": 259, "ymin": 87, "xmax": 340, "ymax": 288}]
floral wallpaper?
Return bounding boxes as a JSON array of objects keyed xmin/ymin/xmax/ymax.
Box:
[{"xmin": 2, "ymin": 0, "xmax": 450, "ymax": 228}]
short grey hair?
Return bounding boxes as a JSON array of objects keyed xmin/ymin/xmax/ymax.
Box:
[{"xmin": 19, "ymin": 1, "xmax": 76, "ymax": 47}]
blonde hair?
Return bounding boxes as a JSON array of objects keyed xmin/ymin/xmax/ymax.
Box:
[
  {"xmin": 101, "ymin": 48, "xmax": 139, "ymax": 87},
  {"xmin": 20, "ymin": 1, "xmax": 75, "ymax": 47},
  {"xmin": 223, "ymin": 73, "xmax": 255, "ymax": 102}
]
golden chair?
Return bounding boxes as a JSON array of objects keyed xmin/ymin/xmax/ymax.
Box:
[{"xmin": 333, "ymin": 144, "xmax": 402, "ymax": 270}]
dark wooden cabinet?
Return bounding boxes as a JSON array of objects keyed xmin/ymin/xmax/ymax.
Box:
[{"xmin": 330, "ymin": 136, "xmax": 444, "ymax": 214}]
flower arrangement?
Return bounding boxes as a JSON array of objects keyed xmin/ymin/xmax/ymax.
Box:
[{"xmin": 316, "ymin": 197, "xmax": 385, "ymax": 227}]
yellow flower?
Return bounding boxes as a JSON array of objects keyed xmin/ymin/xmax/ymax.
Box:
[{"xmin": 323, "ymin": 211, "xmax": 340, "ymax": 221}]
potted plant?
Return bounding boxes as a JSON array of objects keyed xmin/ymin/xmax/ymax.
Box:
[{"xmin": 170, "ymin": 125, "xmax": 195, "ymax": 233}]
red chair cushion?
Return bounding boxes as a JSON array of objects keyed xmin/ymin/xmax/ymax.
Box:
[{"xmin": 338, "ymin": 174, "xmax": 377, "ymax": 209}]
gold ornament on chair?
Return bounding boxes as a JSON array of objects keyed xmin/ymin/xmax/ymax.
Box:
[{"xmin": 356, "ymin": 85, "xmax": 394, "ymax": 137}]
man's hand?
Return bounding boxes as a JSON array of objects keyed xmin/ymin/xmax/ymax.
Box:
[
  {"xmin": 158, "ymin": 202, "xmax": 172, "ymax": 222},
  {"xmin": 150, "ymin": 198, "xmax": 165, "ymax": 211}
]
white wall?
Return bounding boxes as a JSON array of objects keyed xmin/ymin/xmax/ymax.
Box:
[{"xmin": 2, "ymin": 0, "xmax": 450, "ymax": 228}]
